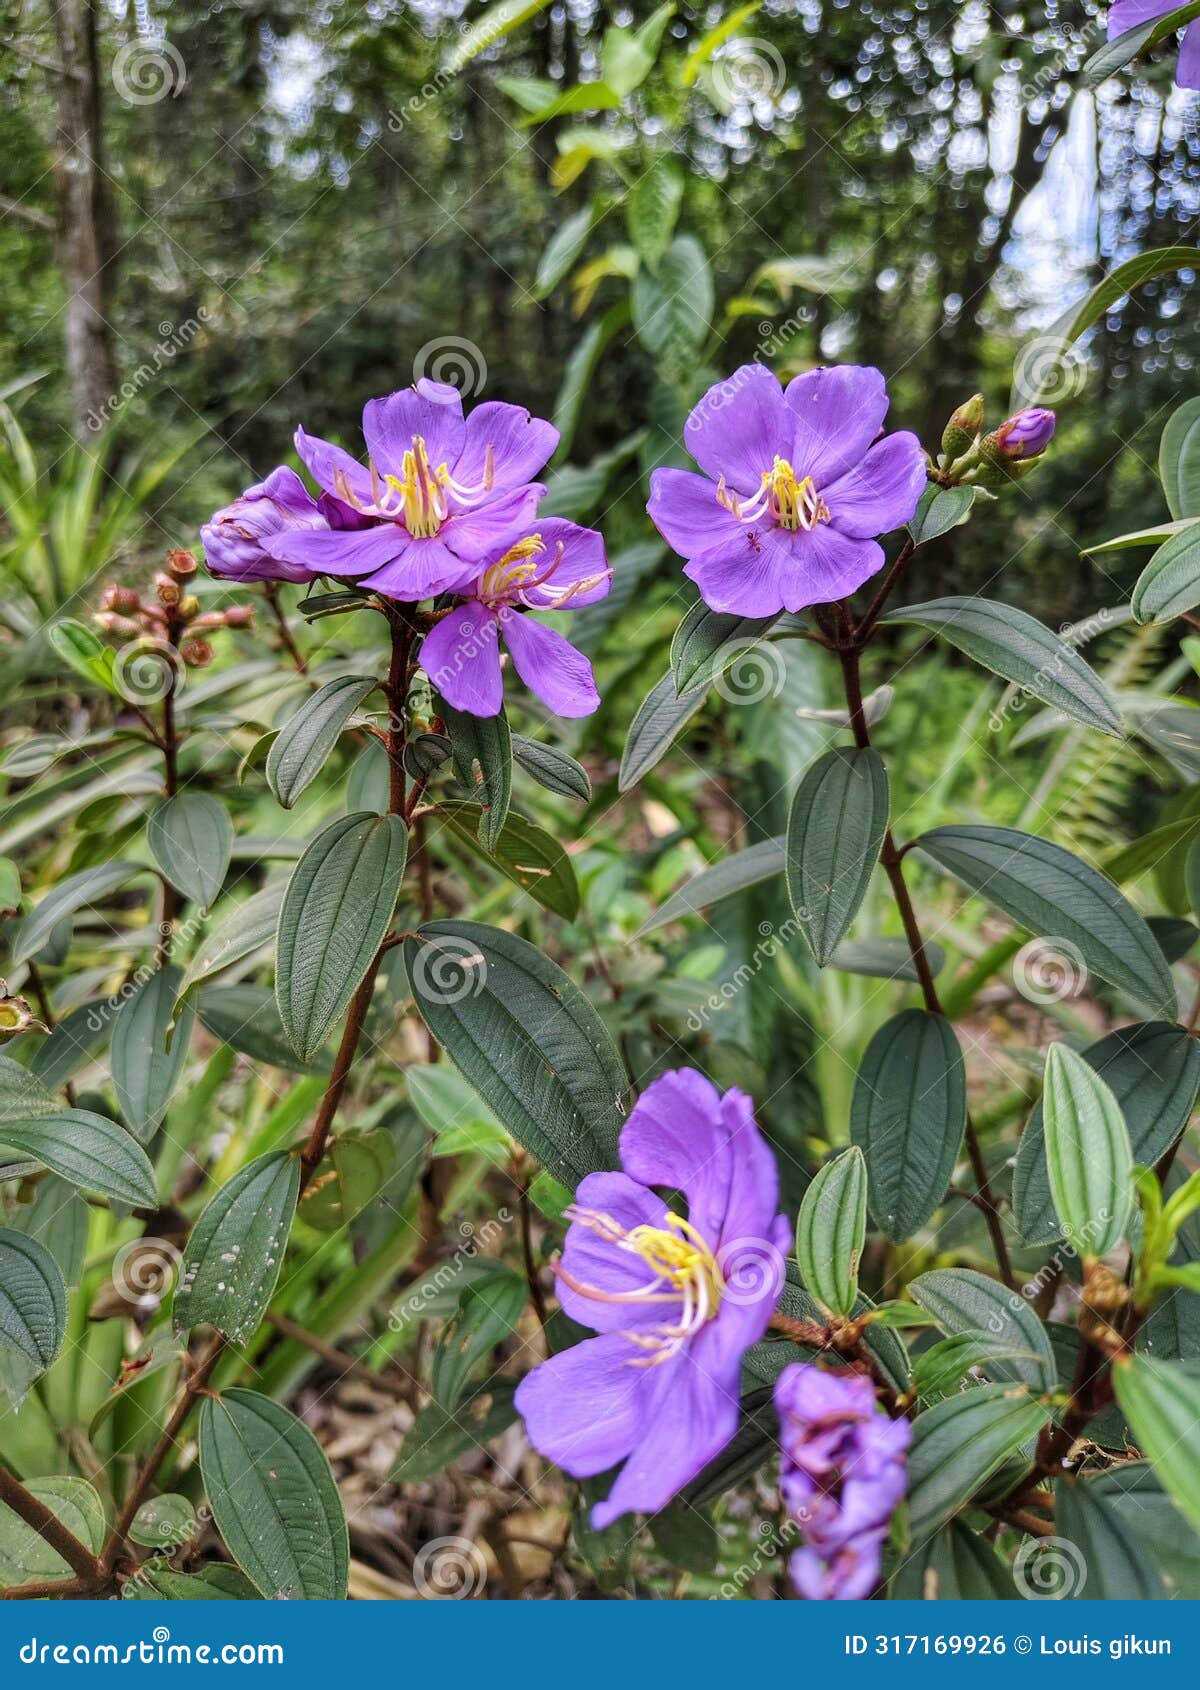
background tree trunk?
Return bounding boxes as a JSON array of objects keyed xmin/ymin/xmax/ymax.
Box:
[{"xmin": 50, "ymin": 0, "xmax": 118, "ymax": 437}]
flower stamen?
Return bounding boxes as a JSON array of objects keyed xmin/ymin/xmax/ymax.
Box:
[{"xmin": 717, "ymin": 458, "xmax": 831, "ymax": 532}]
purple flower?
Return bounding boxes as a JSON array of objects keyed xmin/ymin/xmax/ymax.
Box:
[
  {"xmin": 775, "ymin": 1363, "xmax": 911, "ymax": 1601},
  {"xmin": 515, "ymin": 1068, "xmax": 790, "ymax": 1529},
  {"xmin": 1108, "ymin": 1, "xmax": 1200, "ymax": 89},
  {"xmin": 994, "ymin": 407, "xmax": 1057, "ymax": 460},
  {"xmin": 200, "ymin": 467, "xmax": 325, "ymax": 584},
  {"xmin": 419, "ymin": 518, "xmax": 610, "ymax": 718},
  {"xmin": 261, "ymin": 379, "xmax": 559, "ymax": 601},
  {"xmin": 647, "ymin": 364, "xmax": 926, "ymax": 617}
]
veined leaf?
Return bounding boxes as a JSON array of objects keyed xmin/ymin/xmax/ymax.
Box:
[
  {"xmin": 1083, "ymin": 2, "xmax": 1200, "ymax": 84},
  {"xmin": 265, "ymin": 675, "xmax": 376, "ymax": 810},
  {"xmin": 1057, "ymin": 1480, "xmax": 1165, "ymax": 1600},
  {"xmin": 511, "ymin": 735, "xmax": 590, "ymax": 802},
  {"xmin": 111, "ymin": 966, "xmax": 195, "ymax": 1141},
  {"xmin": 794, "ymin": 1147, "xmax": 866, "ymax": 1317},
  {"xmin": 636, "ymin": 837, "xmax": 785, "ymax": 936},
  {"xmin": 619, "ymin": 671, "xmax": 707, "ymax": 791},
  {"xmin": 1041, "ymin": 1041, "xmax": 1132, "ymax": 1258},
  {"xmin": 174, "ymin": 1151, "xmax": 299, "ymax": 1342},
  {"xmin": 146, "ymin": 792, "xmax": 232, "ymax": 909},
  {"xmin": 442, "ymin": 702, "xmax": 512, "ymax": 852},
  {"xmin": 0, "ymin": 1477, "xmax": 104, "ymax": 1589},
  {"xmin": 1132, "ymin": 524, "xmax": 1200, "ymax": 624},
  {"xmin": 669, "ymin": 599, "xmax": 778, "ymax": 696},
  {"xmin": 436, "ymin": 802, "xmax": 579, "ymax": 920},
  {"xmin": 907, "ymin": 1384, "xmax": 1046, "ymax": 1542},
  {"xmin": 909, "ymin": 1268, "xmax": 1054, "ymax": 1391},
  {"xmin": 0, "ymin": 1110, "xmax": 156, "ymax": 1208},
  {"xmin": 1161, "ymin": 396, "xmax": 1200, "ymax": 520},
  {"xmin": 12, "ymin": 861, "xmax": 147, "ymax": 966},
  {"xmin": 1114, "ymin": 1357, "xmax": 1200, "ymax": 1535},
  {"xmin": 785, "ymin": 747, "xmax": 889, "ymax": 965},
  {"xmin": 0, "ymin": 1229, "xmax": 65, "ymax": 1390}
]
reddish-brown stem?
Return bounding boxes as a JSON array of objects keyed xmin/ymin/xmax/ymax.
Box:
[
  {"xmin": 518, "ymin": 1181, "xmax": 549, "ymax": 1337},
  {"xmin": 264, "ymin": 582, "xmax": 309, "ymax": 674},
  {"xmin": 0, "ymin": 1465, "xmax": 103, "ymax": 1587},
  {"xmin": 855, "ymin": 536, "xmax": 916, "ymax": 640},
  {"xmin": 155, "ymin": 656, "xmax": 180, "ymax": 967},
  {"xmin": 837, "ymin": 625, "xmax": 1017, "ymax": 1291}
]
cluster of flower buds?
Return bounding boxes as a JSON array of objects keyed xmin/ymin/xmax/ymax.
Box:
[
  {"xmin": 938, "ymin": 394, "xmax": 1056, "ymax": 487},
  {"xmin": 95, "ymin": 549, "xmax": 253, "ymax": 669}
]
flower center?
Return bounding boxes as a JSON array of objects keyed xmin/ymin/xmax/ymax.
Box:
[
  {"xmin": 717, "ymin": 457, "xmax": 831, "ymax": 532},
  {"xmin": 556, "ymin": 1206, "xmax": 725, "ymax": 1367},
  {"xmin": 333, "ymin": 436, "xmax": 496, "ymax": 533},
  {"xmin": 478, "ymin": 534, "xmax": 609, "ymax": 612}
]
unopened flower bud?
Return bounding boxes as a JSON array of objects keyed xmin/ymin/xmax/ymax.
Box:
[
  {"xmin": 94, "ymin": 610, "xmax": 141, "ymax": 637},
  {"xmin": 101, "ymin": 583, "xmax": 141, "ymax": 614},
  {"xmin": 992, "ymin": 406, "xmax": 1056, "ymax": 461},
  {"xmin": 167, "ymin": 548, "xmax": 198, "ymax": 580},
  {"xmin": 177, "ymin": 594, "xmax": 201, "ymax": 621},
  {"xmin": 155, "ymin": 571, "xmax": 182, "ymax": 608},
  {"xmin": 180, "ymin": 637, "xmax": 213, "ymax": 668},
  {"xmin": 941, "ymin": 393, "xmax": 985, "ymax": 459},
  {"xmin": 223, "ymin": 603, "xmax": 254, "ymax": 628}
]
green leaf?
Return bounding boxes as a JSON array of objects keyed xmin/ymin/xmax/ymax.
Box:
[
  {"xmin": 442, "ymin": 701, "xmax": 512, "ymax": 851},
  {"xmin": 199, "ymin": 1388, "xmax": 348, "ymax": 1600},
  {"xmin": 0, "ymin": 1228, "xmax": 65, "ymax": 1391},
  {"xmin": 407, "ymin": 1062, "xmax": 505, "ymax": 1148},
  {"xmin": 1083, "ymin": 2, "xmax": 1200, "ymax": 84},
  {"xmin": 276, "ymin": 812, "xmax": 408, "ymax": 1064},
  {"xmin": 1114, "ymin": 1357, "xmax": 1200, "ymax": 1534},
  {"xmin": 298, "ymin": 1129, "xmax": 396, "ymax": 1232},
  {"xmin": 794, "ymin": 1146, "xmax": 866, "ymax": 1317},
  {"xmin": 431, "ymin": 1274, "xmax": 527, "ymax": 1411},
  {"xmin": 1132, "ymin": 524, "xmax": 1200, "ymax": 624},
  {"xmin": 1085, "ymin": 519, "xmax": 1200, "ymax": 554},
  {"xmin": 124, "ymin": 1564, "xmax": 260, "ymax": 1599},
  {"xmin": 891, "ymin": 1518, "xmax": 1017, "ymax": 1600},
  {"xmin": 48, "ymin": 619, "xmax": 118, "ymax": 695},
  {"xmin": 0, "ymin": 1477, "xmax": 104, "ymax": 1589},
  {"xmin": 511, "ymin": 734, "xmax": 590, "ymax": 802},
  {"xmin": 631, "ymin": 235, "xmax": 713, "ymax": 361},
  {"xmin": 850, "ymin": 1010, "xmax": 966, "ymax": 1242},
  {"xmin": 198, "ymin": 985, "xmax": 328, "ymax": 1073},
  {"xmin": 829, "ymin": 936, "xmax": 945, "ymax": 983},
  {"xmin": 532, "ymin": 203, "xmax": 600, "ymax": 300},
  {"xmin": 130, "ymin": 1493, "xmax": 197, "ymax": 1551},
  {"xmin": 908, "ymin": 486, "xmax": 977, "ymax": 544},
  {"xmin": 603, "ymin": 2, "xmax": 673, "ymax": 94},
  {"xmin": 626, "ymin": 155, "xmax": 684, "ymax": 269},
  {"xmin": 265, "ymin": 675, "xmax": 376, "ymax": 810},
  {"xmin": 549, "ymin": 300, "xmax": 628, "ymax": 460},
  {"xmin": 6, "ymin": 1175, "xmax": 88, "ymax": 1290},
  {"xmin": 391, "ymin": 1381, "xmax": 518, "ymax": 1483},
  {"xmin": 0, "ymin": 1110, "xmax": 156, "ymax": 1207},
  {"xmin": 669, "ymin": 599, "xmax": 778, "ymax": 696},
  {"xmin": 882, "ymin": 598, "xmax": 1121, "ymax": 737},
  {"xmin": 785, "ymin": 747, "xmax": 889, "ymax": 965},
  {"xmin": 405, "ymin": 920, "xmax": 628, "ymax": 1187},
  {"xmin": 909, "ymin": 1268, "xmax": 1054, "ymax": 1390},
  {"xmin": 916, "ymin": 824, "xmax": 1177, "ymax": 1018},
  {"xmin": 1056, "ymin": 1479, "xmax": 1165, "ymax": 1600},
  {"xmin": 619, "ymin": 671, "xmax": 708, "ymax": 791},
  {"xmin": 1161, "ymin": 396, "xmax": 1200, "ymax": 520},
  {"xmin": 636, "ymin": 837, "xmax": 785, "ymax": 935},
  {"xmin": 12, "ymin": 860, "xmax": 146, "ymax": 966},
  {"xmin": 437, "ymin": 802, "xmax": 580, "ymax": 920},
  {"xmin": 1041, "ymin": 1041, "xmax": 1132, "ymax": 1258},
  {"xmin": 145, "ymin": 792, "xmax": 233, "ymax": 909},
  {"xmin": 0, "ymin": 1054, "xmax": 62, "ymax": 1125},
  {"xmin": 1015, "ymin": 1023, "xmax": 1200, "ymax": 1245},
  {"xmin": 177, "ymin": 883, "xmax": 286, "ymax": 1002},
  {"xmin": 174, "ymin": 1150, "xmax": 299, "ymax": 1343},
  {"xmin": 906, "ymin": 1383, "xmax": 1046, "ymax": 1542},
  {"xmin": 111, "ymin": 965, "xmax": 195, "ymax": 1141}
]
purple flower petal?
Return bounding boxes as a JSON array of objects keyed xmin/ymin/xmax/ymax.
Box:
[
  {"xmin": 823, "ymin": 431, "xmax": 927, "ymax": 539},
  {"xmin": 420, "ymin": 602, "xmax": 503, "ymax": 716},
  {"xmin": 499, "ymin": 612, "xmax": 600, "ymax": 717},
  {"xmin": 1182, "ymin": 18, "xmax": 1200, "ymax": 85},
  {"xmin": 514, "ymin": 1333, "xmax": 649, "ymax": 1481},
  {"xmin": 358, "ymin": 535, "xmax": 477, "ymax": 600},
  {"xmin": 442, "ymin": 485, "xmax": 545, "ymax": 563},
  {"xmin": 618, "ymin": 1068, "xmax": 731, "ymax": 1244},
  {"xmin": 647, "ymin": 468, "xmax": 743, "ymax": 561},
  {"xmin": 520, "ymin": 518, "xmax": 611, "ymax": 609},
  {"xmin": 294, "ymin": 426, "xmax": 374, "ymax": 509},
  {"xmin": 684, "ymin": 364, "xmax": 790, "ymax": 496},
  {"xmin": 455, "ymin": 401, "xmax": 559, "ymax": 494},
  {"xmin": 201, "ymin": 467, "xmax": 321, "ymax": 584},
  {"xmin": 591, "ymin": 1329, "xmax": 740, "ymax": 1528},
  {"xmin": 683, "ymin": 527, "xmax": 791, "ymax": 617},
  {"xmin": 1108, "ymin": 0, "xmax": 1179, "ymax": 34},
  {"xmin": 556, "ymin": 1172, "xmax": 678, "ymax": 1334},
  {"xmin": 262, "ymin": 521, "xmax": 406, "ymax": 577},
  {"xmin": 784, "ymin": 366, "xmax": 890, "ymax": 486},
  {"xmin": 361, "ymin": 382, "xmax": 465, "ymax": 476}
]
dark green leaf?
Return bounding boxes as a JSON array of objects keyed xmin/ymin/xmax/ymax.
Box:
[
  {"xmin": 1041, "ymin": 1041, "xmax": 1131, "ymax": 1258},
  {"xmin": 1056, "ymin": 1480, "xmax": 1164, "ymax": 1600},
  {"xmin": 1114, "ymin": 1358, "xmax": 1200, "ymax": 1534},
  {"xmin": 146, "ymin": 793, "xmax": 233, "ymax": 908},
  {"xmin": 12, "ymin": 861, "xmax": 146, "ymax": 966},
  {"xmin": 124, "ymin": 1564, "xmax": 261, "ymax": 1600},
  {"xmin": 619, "ymin": 672, "xmax": 708, "ymax": 791},
  {"xmin": 786, "ymin": 747, "xmax": 889, "ymax": 964},
  {"xmin": 891, "ymin": 1518, "xmax": 1016, "ymax": 1599},
  {"xmin": 1015, "ymin": 1023, "xmax": 1199, "ymax": 1245},
  {"xmin": 178, "ymin": 883, "xmax": 286, "ymax": 1002},
  {"xmin": 882, "ymin": 598, "xmax": 1121, "ymax": 737},
  {"xmin": 511, "ymin": 734, "xmax": 590, "ymax": 801},
  {"xmin": 197, "ymin": 985, "xmax": 328, "ymax": 1072},
  {"xmin": 669, "ymin": 599, "xmax": 778, "ymax": 696},
  {"xmin": 6, "ymin": 1175, "xmax": 88, "ymax": 1290},
  {"xmin": 917, "ymin": 825, "xmax": 1177, "ymax": 1017},
  {"xmin": 276, "ymin": 812, "xmax": 408, "ymax": 1063},
  {"xmin": 1161, "ymin": 396, "xmax": 1200, "ymax": 520},
  {"xmin": 909, "ymin": 1268, "xmax": 1054, "ymax": 1390},
  {"xmin": 1132, "ymin": 524, "xmax": 1200, "ymax": 624},
  {"xmin": 0, "ymin": 1477, "xmax": 104, "ymax": 1589},
  {"xmin": 265, "ymin": 675, "xmax": 377, "ymax": 809},
  {"xmin": 130, "ymin": 1493, "xmax": 197, "ymax": 1551},
  {"xmin": 908, "ymin": 486, "xmax": 977, "ymax": 544},
  {"xmin": 431, "ymin": 1274, "xmax": 527, "ymax": 1411},
  {"xmin": 1083, "ymin": 3, "xmax": 1200, "ymax": 84},
  {"xmin": 0, "ymin": 1228, "xmax": 65, "ymax": 1386},
  {"xmin": 391, "ymin": 1381, "xmax": 518, "ymax": 1483},
  {"xmin": 0, "ymin": 1110, "xmax": 156, "ymax": 1207},
  {"xmin": 442, "ymin": 702, "xmax": 512, "ymax": 851},
  {"xmin": 637, "ymin": 837, "xmax": 785, "ymax": 936},
  {"xmin": 174, "ymin": 1150, "xmax": 299, "ymax": 1342},
  {"xmin": 405, "ymin": 920, "xmax": 628, "ymax": 1187},
  {"xmin": 906, "ymin": 1383, "xmax": 1046, "ymax": 1542},
  {"xmin": 199, "ymin": 1388, "xmax": 348, "ymax": 1599},
  {"xmin": 794, "ymin": 1146, "xmax": 866, "ymax": 1316},
  {"xmin": 437, "ymin": 802, "xmax": 580, "ymax": 920},
  {"xmin": 850, "ymin": 1010, "xmax": 966, "ymax": 1241},
  {"xmin": 111, "ymin": 966, "xmax": 195, "ymax": 1141}
]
